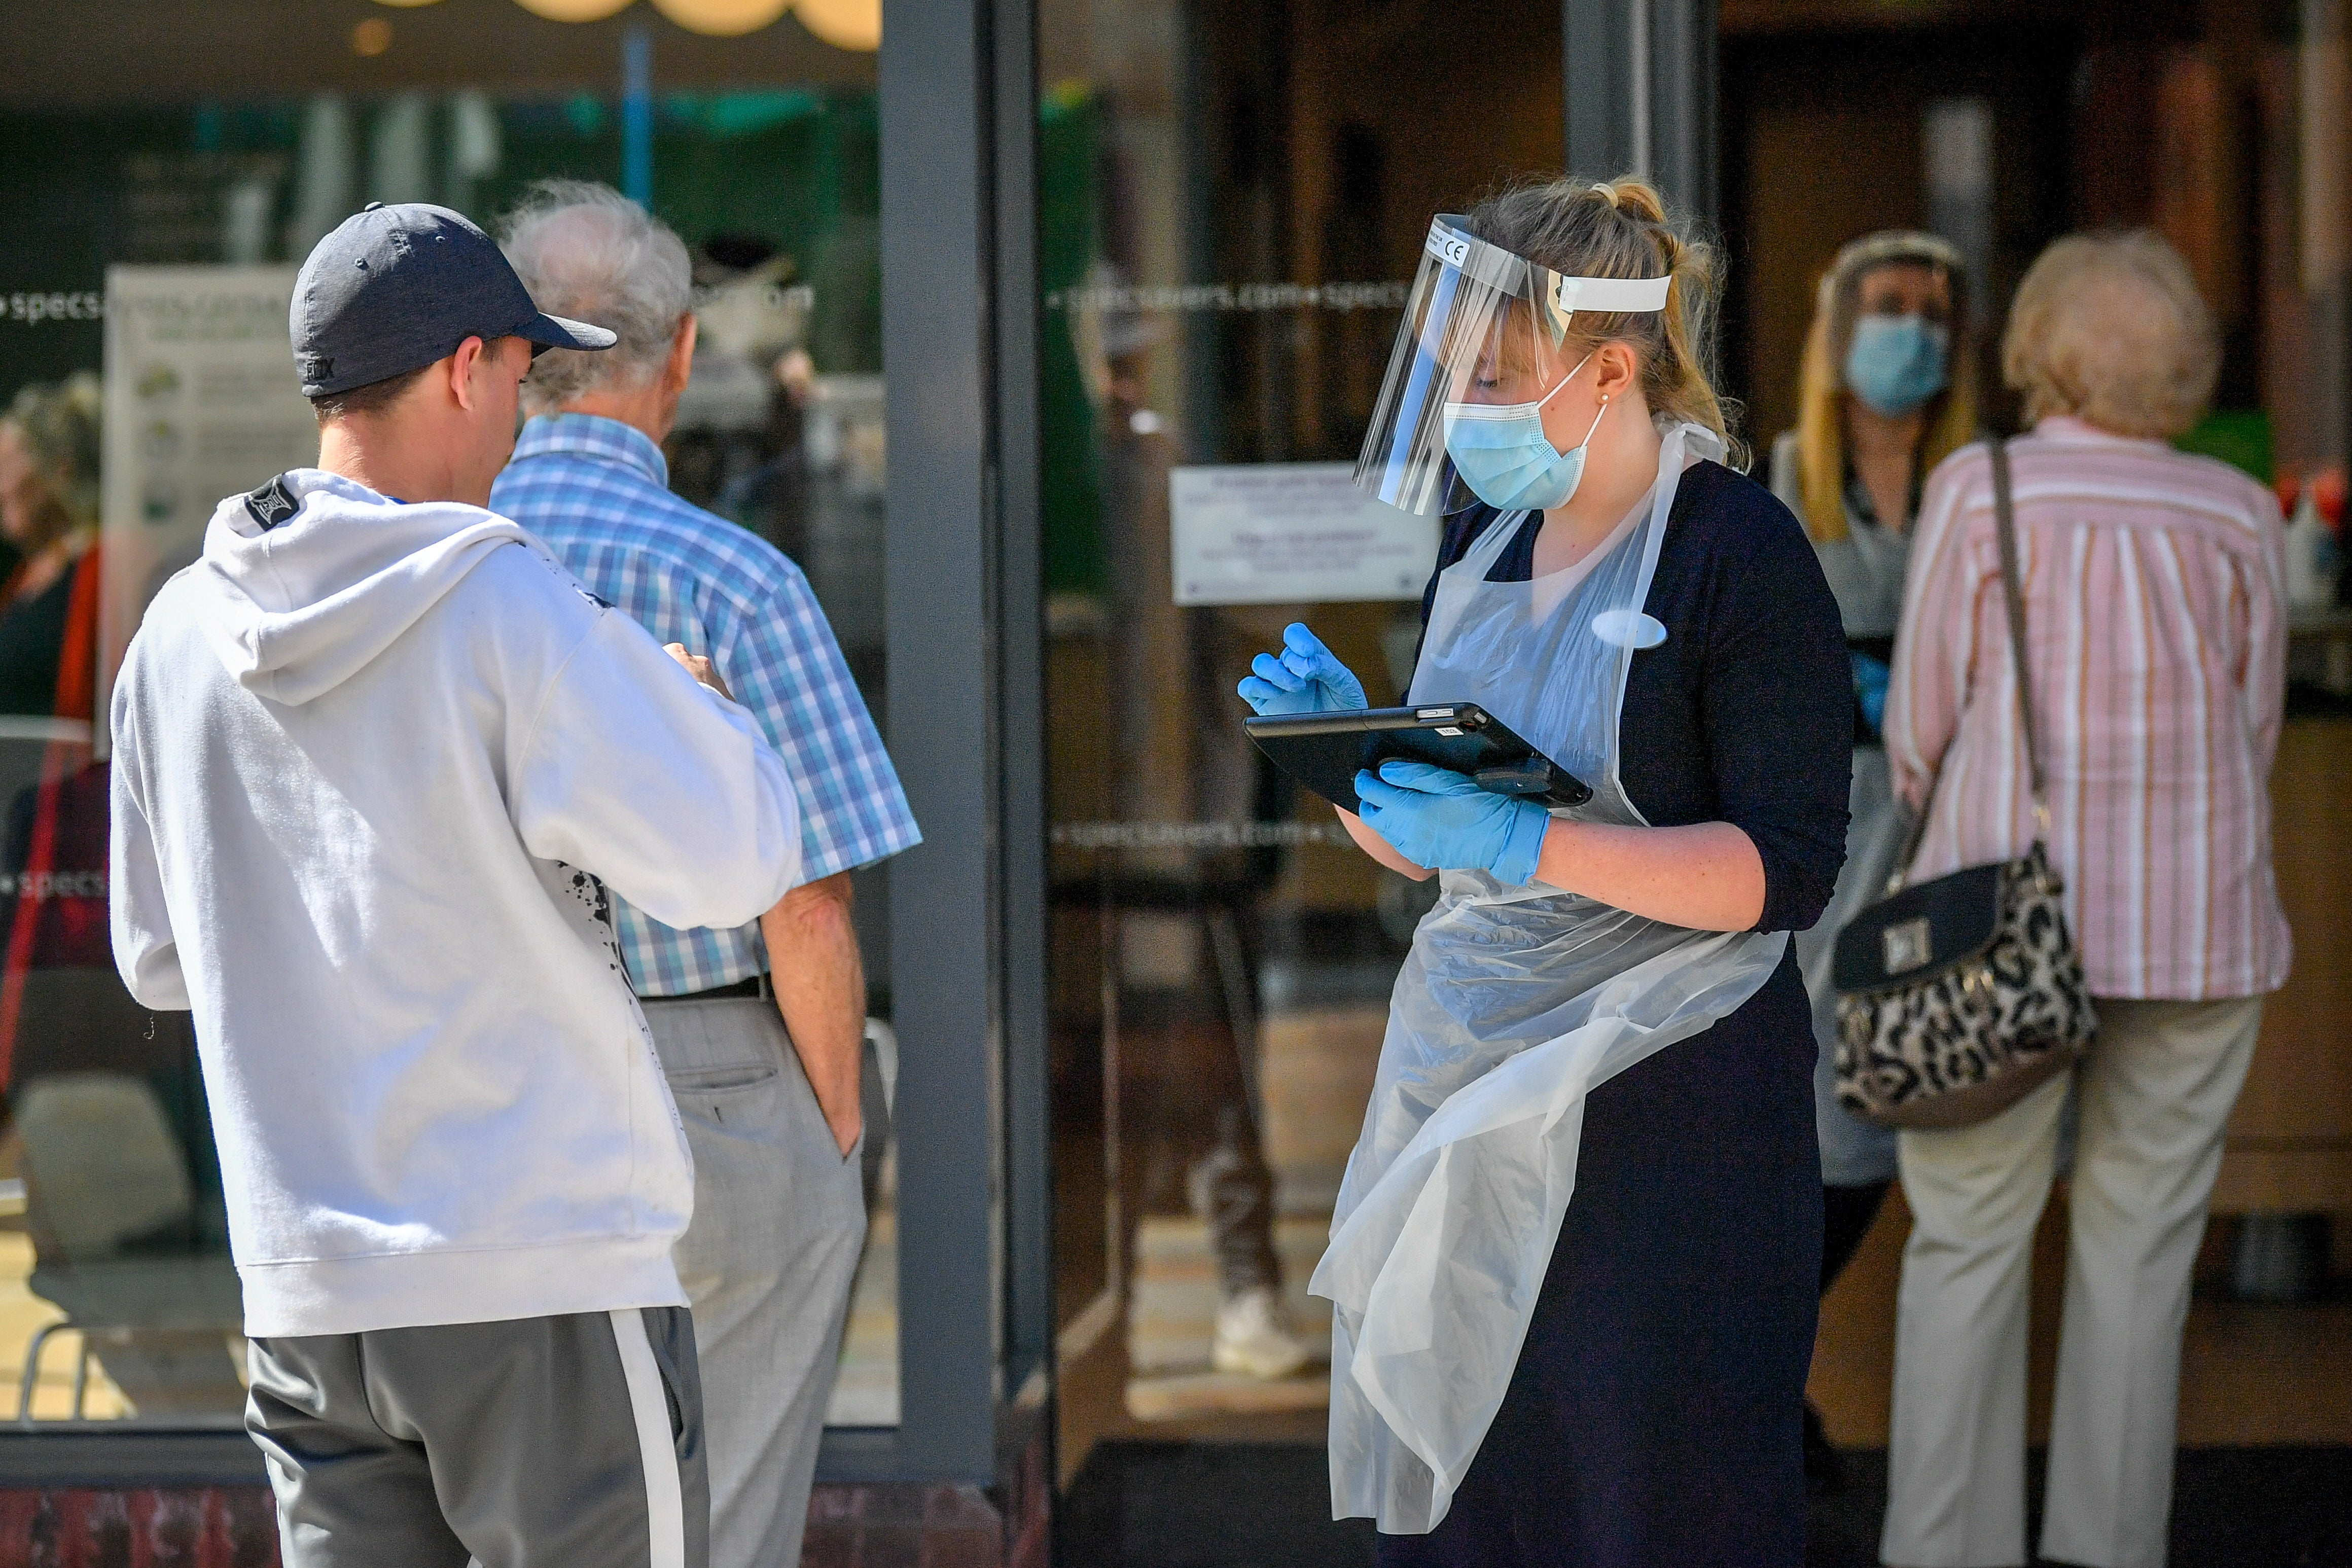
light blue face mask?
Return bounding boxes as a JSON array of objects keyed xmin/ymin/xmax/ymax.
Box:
[
  {"xmin": 1441, "ymin": 354, "xmax": 1606, "ymax": 513},
  {"xmin": 1844, "ymin": 313, "xmax": 1950, "ymax": 417}
]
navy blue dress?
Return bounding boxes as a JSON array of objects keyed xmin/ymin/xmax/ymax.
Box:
[{"xmin": 1380, "ymin": 460, "xmax": 1852, "ymax": 1568}]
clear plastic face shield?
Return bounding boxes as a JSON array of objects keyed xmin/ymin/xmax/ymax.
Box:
[{"xmin": 1353, "ymin": 215, "xmax": 1671, "ymax": 516}]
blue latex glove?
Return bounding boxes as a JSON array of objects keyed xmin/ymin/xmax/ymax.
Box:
[
  {"xmin": 1352, "ymin": 759, "xmax": 1552, "ymax": 885},
  {"xmin": 1852, "ymin": 652, "xmax": 1891, "ymax": 736},
  {"xmin": 1237, "ymin": 623, "xmax": 1370, "ymax": 716}
]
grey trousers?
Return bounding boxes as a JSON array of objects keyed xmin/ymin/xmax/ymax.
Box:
[
  {"xmin": 247, "ymin": 1306, "xmax": 708, "ymax": 1568},
  {"xmin": 645, "ymin": 994, "xmax": 865, "ymax": 1568}
]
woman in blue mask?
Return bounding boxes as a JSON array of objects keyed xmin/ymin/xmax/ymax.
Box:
[
  {"xmin": 1765, "ymin": 230, "xmax": 1975, "ymax": 1490},
  {"xmin": 1239, "ymin": 178, "xmax": 1850, "ymax": 1565}
]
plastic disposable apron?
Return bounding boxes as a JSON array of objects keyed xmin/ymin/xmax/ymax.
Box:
[{"xmin": 1310, "ymin": 423, "xmax": 1790, "ymax": 1533}]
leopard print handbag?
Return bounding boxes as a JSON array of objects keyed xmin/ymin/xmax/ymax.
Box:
[{"xmin": 1831, "ymin": 439, "xmax": 2097, "ymax": 1130}]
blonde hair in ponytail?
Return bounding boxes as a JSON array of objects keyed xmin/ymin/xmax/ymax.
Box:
[{"xmin": 1464, "ymin": 174, "xmax": 1744, "ymax": 470}]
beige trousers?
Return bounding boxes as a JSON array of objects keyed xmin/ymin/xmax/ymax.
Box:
[{"xmin": 1881, "ymin": 996, "xmax": 2262, "ymax": 1568}]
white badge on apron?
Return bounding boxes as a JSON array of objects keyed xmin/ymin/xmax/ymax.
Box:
[{"xmin": 1311, "ymin": 423, "xmax": 1790, "ymax": 1534}]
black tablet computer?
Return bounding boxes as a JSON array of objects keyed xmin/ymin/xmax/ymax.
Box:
[{"xmin": 1244, "ymin": 703, "xmax": 1593, "ymax": 815}]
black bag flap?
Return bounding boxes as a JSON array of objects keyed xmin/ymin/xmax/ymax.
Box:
[{"xmin": 1832, "ymin": 861, "xmax": 2006, "ymax": 995}]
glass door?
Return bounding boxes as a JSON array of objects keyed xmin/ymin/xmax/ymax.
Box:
[{"xmin": 1036, "ymin": 0, "xmax": 1562, "ymax": 1544}]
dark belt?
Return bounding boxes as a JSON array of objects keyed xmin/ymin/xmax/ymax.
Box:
[{"xmin": 641, "ymin": 973, "xmax": 771, "ymax": 1004}]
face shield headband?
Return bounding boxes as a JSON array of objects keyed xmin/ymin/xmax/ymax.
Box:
[{"xmin": 1353, "ymin": 216, "xmax": 1671, "ymax": 517}]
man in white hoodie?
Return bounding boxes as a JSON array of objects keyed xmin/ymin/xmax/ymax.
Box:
[{"xmin": 108, "ymin": 201, "xmax": 801, "ymax": 1568}]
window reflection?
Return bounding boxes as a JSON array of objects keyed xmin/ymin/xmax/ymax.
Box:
[
  {"xmin": 2, "ymin": 66, "xmax": 896, "ymax": 1428},
  {"xmin": 1038, "ymin": 0, "xmax": 1572, "ymax": 1503}
]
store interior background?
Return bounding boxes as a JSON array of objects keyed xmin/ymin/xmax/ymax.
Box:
[
  {"xmin": 0, "ymin": 0, "xmax": 2345, "ymax": 1562},
  {"xmin": 1039, "ymin": 0, "xmax": 2351, "ymax": 1561}
]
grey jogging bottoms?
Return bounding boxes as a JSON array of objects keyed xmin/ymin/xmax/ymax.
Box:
[{"xmin": 246, "ymin": 1306, "xmax": 708, "ymax": 1568}]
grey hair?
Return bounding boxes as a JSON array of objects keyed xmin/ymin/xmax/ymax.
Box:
[
  {"xmin": 498, "ymin": 180, "xmax": 692, "ymax": 413},
  {"xmin": 2002, "ymin": 230, "xmax": 2219, "ymax": 440}
]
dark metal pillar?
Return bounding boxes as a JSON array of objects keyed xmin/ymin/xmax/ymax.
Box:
[
  {"xmin": 1563, "ymin": 0, "xmax": 1719, "ymax": 224},
  {"xmin": 991, "ymin": 0, "xmax": 1054, "ymax": 1414},
  {"xmin": 880, "ymin": 0, "xmax": 1002, "ymax": 1483}
]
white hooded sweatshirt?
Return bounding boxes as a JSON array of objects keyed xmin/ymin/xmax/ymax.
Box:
[{"xmin": 109, "ymin": 469, "xmax": 802, "ymax": 1338}]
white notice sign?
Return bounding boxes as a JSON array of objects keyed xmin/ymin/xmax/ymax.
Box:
[
  {"xmin": 99, "ymin": 266, "xmax": 318, "ymax": 740},
  {"xmin": 1169, "ymin": 462, "xmax": 1437, "ymax": 606}
]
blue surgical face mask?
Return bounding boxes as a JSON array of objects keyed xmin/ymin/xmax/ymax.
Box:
[
  {"xmin": 1441, "ymin": 355, "xmax": 1607, "ymax": 513},
  {"xmin": 1843, "ymin": 313, "xmax": 1950, "ymax": 417}
]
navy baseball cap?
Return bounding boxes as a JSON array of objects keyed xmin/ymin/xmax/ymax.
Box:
[{"xmin": 291, "ymin": 201, "xmax": 616, "ymax": 398}]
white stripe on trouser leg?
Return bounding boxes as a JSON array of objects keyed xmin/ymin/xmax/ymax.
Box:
[{"xmin": 610, "ymin": 1309, "xmax": 687, "ymax": 1568}]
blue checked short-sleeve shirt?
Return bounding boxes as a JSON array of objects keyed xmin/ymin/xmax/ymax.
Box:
[{"xmin": 492, "ymin": 413, "xmax": 920, "ymax": 996}]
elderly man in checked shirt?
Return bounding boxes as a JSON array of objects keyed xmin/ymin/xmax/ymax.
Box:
[{"xmin": 491, "ymin": 182, "xmax": 920, "ymax": 1568}]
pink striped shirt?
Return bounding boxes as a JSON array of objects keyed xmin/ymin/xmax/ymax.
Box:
[{"xmin": 1884, "ymin": 417, "xmax": 2291, "ymax": 1000}]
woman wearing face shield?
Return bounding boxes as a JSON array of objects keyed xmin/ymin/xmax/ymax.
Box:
[
  {"xmin": 1239, "ymin": 179, "xmax": 1850, "ymax": 1564},
  {"xmin": 1765, "ymin": 231, "xmax": 1975, "ymax": 1490}
]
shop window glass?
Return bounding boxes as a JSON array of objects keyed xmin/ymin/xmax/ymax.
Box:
[{"xmin": 2, "ymin": 22, "xmax": 895, "ymax": 1430}]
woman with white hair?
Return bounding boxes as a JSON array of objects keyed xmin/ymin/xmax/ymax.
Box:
[{"xmin": 1879, "ymin": 231, "xmax": 2289, "ymax": 1568}]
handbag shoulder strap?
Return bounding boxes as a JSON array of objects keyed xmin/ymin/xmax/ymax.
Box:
[
  {"xmin": 1883, "ymin": 438, "xmax": 2041, "ymax": 894},
  {"xmin": 1986, "ymin": 438, "xmax": 2051, "ymax": 828}
]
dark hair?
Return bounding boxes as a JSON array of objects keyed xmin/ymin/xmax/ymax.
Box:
[
  {"xmin": 1464, "ymin": 175, "xmax": 1742, "ymax": 468},
  {"xmin": 308, "ymin": 363, "xmax": 431, "ymax": 425}
]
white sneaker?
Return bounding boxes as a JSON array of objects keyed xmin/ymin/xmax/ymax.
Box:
[{"xmin": 1211, "ymin": 1286, "xmax": 1309, "ymax": 1380}]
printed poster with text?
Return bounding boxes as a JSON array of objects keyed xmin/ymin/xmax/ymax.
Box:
[
  {"xmin": 1169, "ymin": 462, "xmax": 1437, "ymax": 607},
  {"xmin": 99, "ymin": 266, "xmax": 316, "ymax": 746}
]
